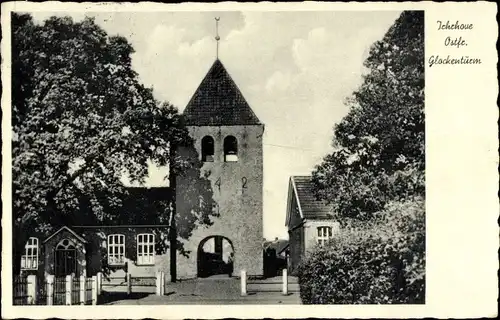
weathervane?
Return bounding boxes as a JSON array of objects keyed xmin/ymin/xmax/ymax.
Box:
[{"xmin": 215, "ymin": 17, "xmax": 220, "ymax": 59}]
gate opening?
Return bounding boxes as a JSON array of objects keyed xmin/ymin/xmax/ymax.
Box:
[{"xmin": 197, "ymin": 236, "xmax": 234, "ymax": 278}]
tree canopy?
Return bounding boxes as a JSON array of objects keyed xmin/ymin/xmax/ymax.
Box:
[
  {"xmin": 299, "ymin": 11, "xmax": 425, "ymax": 305},
  {"xmin": 11, "ymin": 14, "xmax": 214, "ymax": 266},
  {"xmin": 312, "ymin": 11, "xmax": 425, "ymax": 220}
]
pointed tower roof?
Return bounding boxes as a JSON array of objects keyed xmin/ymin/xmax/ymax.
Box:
[{"xmin": 183, "ymin": 59, "xmax": 261, "ymax": 126}]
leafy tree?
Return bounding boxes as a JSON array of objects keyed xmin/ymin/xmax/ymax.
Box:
[
  {"xmin": 312, "ymin": 11, "xmax": 424, "ymax": 220},
  {"xmin": 11, "ymin": 13, "xmax": 216, "ymax": 274},
  {"xmin": 297, "ymin": 197, "xmax": 425, "ymax": 304},
  {"xmin": 299, "ymin": 11, "xmax": 425, "ymax": 304}
]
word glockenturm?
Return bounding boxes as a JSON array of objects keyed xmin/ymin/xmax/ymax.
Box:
[{"xmin": 428, "ymin": 55, "xmax": 481, "ymax": 67}]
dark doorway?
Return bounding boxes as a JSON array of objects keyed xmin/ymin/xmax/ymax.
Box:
[
  {"xmin": 197, "ymin": 236, "xmax": 234, "ymax": 278},
  {"xmin": 54, "ymin": 239, "xmax": 77, "ymax": 277}
]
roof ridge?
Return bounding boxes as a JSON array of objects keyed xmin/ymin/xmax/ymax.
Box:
[
  {"xmin": 43, "ymin": 226, "xmax": 87, "ymax": 244},
  {"xmin": 290, "ymin": 175, "xmax": 335, "ymax": 221},
  {"xmin": 291, "ymin": 175, "xmax": 312, "ymax": 179}
]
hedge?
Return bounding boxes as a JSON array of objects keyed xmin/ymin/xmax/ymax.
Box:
[{"xmin": 297, "ymin": 198, "xmax": 425, "ymax": 304}]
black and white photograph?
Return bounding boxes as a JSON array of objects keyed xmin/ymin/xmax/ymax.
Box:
[
  {"xmin": 2, "ymin": 1, "xmax": 497, "ymax": 318},
  {"xmin": 10, "ymin": 8, "xmax": 425, "ymax": 306}
]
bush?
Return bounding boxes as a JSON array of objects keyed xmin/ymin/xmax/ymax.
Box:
[{"xmin": 297, "ymin": 198, "xmax": 425, "ymax": 304}]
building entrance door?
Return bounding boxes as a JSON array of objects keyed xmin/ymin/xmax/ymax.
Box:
[{"xmin": 54, "ymin": 239, "xmax": 77, "ymax": 277}]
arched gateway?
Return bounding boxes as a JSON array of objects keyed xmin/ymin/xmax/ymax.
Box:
[{"xmin": 197, "ymin": 236, "xmax": 234, "ymax": 278}]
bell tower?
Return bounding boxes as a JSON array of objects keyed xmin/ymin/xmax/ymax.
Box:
[{"xmin": 174, "ymin": 50, "xmax": 264, "ymax": 277}]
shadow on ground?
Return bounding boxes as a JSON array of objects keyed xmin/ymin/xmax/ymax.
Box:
[
  {"xmin": 99, "ymin": 291, "xmax": 151, "ymax": 304},
  {"xmin": 99, "ymin": 278, "xmax": 302, "ymax": 305}
]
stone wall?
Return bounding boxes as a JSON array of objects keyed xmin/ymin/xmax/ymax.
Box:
[{"xmin": 176, "ymin": 124, "xmax": 264, "ymax": 278}]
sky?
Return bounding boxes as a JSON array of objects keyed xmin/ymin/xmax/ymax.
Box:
[{"xmin": 31, "ymin": 10, "xmax": 402, "ymax": 239}]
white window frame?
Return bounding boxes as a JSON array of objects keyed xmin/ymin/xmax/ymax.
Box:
[
  {"xmin": 317, "ymin": 226, "xmax": 333, "ymax": 246},
  {"xmin": 107, "ymin": 234, "xmax": 125, "ymax": 266},
  {"xmin": 21, "ymin": 237, "xmax": 39, "ymax": 270},
  {"xmin": 137, "ymin": 233, "xmax": 155, "ymax": 265}
]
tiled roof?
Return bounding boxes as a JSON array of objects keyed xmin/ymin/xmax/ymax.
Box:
[
  {"xmin": 126, "ymin": 187, "xmax": 173, "ymax": 202},
  {"xmin": 183, "ymin": 59, "xmax": 261, "ymax": 126},
  {"xmin": 122, "ymin": 187, "xmax": 173, "ymax": 224},
  {"xmin": 292, "ymin": 176, "xmax": 334, "ymax": 220}
]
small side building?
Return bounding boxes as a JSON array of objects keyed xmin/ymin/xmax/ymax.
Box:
[
  {"xmin": 285, "ymin": 176, "xmax": 340, "ymax": 275},
  {"xmin": 18, "ymin": 187, "xmax": 172, "ymax": 281}
]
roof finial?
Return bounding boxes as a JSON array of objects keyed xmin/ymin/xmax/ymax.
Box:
[{"xmin": 215, "ymin": 17, "xmax": 220, "ymax": 59}]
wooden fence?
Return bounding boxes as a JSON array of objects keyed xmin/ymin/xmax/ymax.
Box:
[
  {"xmin": 35, "ymin": 278, "xmax": 48, "ymax": 305},
  {"xmin": 101, "ymin": 274, "xmax": 160, "ymax": 294},
  {"xmin": 85, "ymin": 277, "xmax": 94, "ymax": 304},
  {"xmin": 53, "ymin": 277, "xmax": 66, "ymax": 305},
  {"xmin": 12, "ymin": 274, "xmax": 99, "ymax": 306},
  {"xmin": 13, "ymin": 276, "xmax": 28, "ymax": 305},
  {"xmin": 13, "ymin": 271, "xmax": 169, "ymax": 305},
  {"xmin": 241, "ymin": 269, "xmax": 297, "ymax": 296}
]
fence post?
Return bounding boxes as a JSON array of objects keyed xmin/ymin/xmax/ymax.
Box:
[
  {"xmin": 160, "ymin": 271, "xmax": 165, "ymax": 296},
  {"xmin": 240, "ymin": 270, "xmax": 247, "ymax": 296},
  {"xmin": 97, "ymin": 272, "xmax": 102, "ymax": 295},
  {"xmin": 155, "ymin": 271, "xmax": 161, "ymax": 296},
  {"xmin": 91, "ymin": 276, "xmax": 98, "ymax": 305},
  {"xmin": 46, "ymin": 275, "xmax": 54, "ymax": 306},
  {"xmin": 126, "ymin": 274, "xmax": 131, "ymax": 295},
  {"xmin": 27, "ymin": 275, "xmax": 37, "ymax": 305},
  {"xmin": 282, "ymin": 268, "xmax": 288, "ymax": 295},
  {"xmin": 79, "ymin": 276, "xmax": 85, "ymax": 305},
  {"xmin": 65, "ymin": 274, "xmax": 72, "ymax": 305}
]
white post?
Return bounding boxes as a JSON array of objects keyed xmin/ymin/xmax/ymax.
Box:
[
  {"xmin": 46, "ymin": 275, "xmax": 54, "ymax": 306},
  {"xmin": 79, "ymin": 276, "xmax": 85, "ymax": 305},
  {"xmin": 91, "ymin": 276, "xmax": 98, "ymax": 305},
  {"xmin": 97, "ymin": 272, "xmax": 103, "ymax": 295},
  {"xmin": 240, "ymin": 270, "xmax": 247, "ymax": 296},
  {"xmin": 65, "ymin": 274, "xmax": 72, "ymax": 305},
  {"xmin": 27, "ymin": 275, "xmax": 37, "ymax": 305},
  {"xmin": 163, "ymin": 272, "xmax": 168, "ymax": 294},
  {"xmin": 126, "ymin": 274, "xmax": 131, "ymax": 295},
  {"xmin": 282, "ymin": 268, "xmax": 288, "ymax": 295},
  {"xmin": 160, "ymin": 271, "xmax": 165, "ymax": 296},
  {"xmin": 156, "ymin": 271, "xmax": 161, "ymax": 296}
]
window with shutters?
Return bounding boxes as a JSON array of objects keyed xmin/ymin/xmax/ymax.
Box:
[{"xmin": 137, "ymin": 233, "xmax": 155, "ymax": 265}]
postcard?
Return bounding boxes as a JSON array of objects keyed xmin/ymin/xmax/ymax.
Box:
[{"xmin": 1, "ymin": 1, "xmax": 497, "ymax": 319}]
